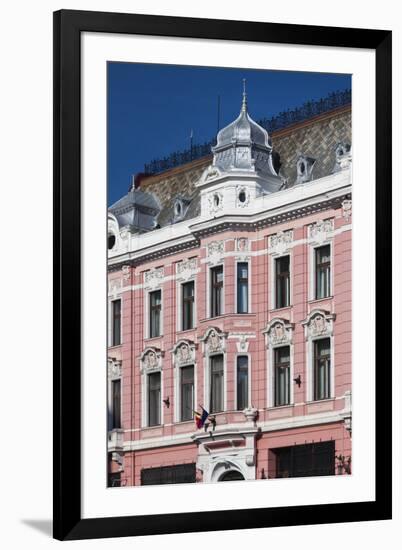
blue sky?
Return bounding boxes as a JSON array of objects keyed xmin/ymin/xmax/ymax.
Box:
[{"xmin": 108, "ymin": 63, "xmax": 351, "ymax": 205}]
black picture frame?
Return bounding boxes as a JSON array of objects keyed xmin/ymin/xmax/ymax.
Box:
[{"xmin": 53, "ymin": 9, "xmax": 392, "ymax": 541}]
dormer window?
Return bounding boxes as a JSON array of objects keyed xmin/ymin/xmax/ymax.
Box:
[
  {"xmin": 213, "ymin": 194, "xmax": 220, "ymax": 207},
  {"xmin": 296, "ymin": 154, "xmax": 316, "ymax": 184},
  {"xmin": 173, "ymin": 196, "xmax": 191, "ymax": 223}
]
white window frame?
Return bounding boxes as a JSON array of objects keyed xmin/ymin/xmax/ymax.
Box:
[
  {"xmin": 141, "ymin": 368, "xmax": 164, "ymax": 428},
  {"xmin": 268, "ymin": 342, "xmax": 294, "ymax": 408},
  {"xmin": 235, "ymin": 260, "xmax": 251, "ymax": 314},
  {"xmin": 108, "ymin": 296, "xmax": 122, "ymax": 347},
  {"xmin": 107, "ymin": 360, "xmax": 122, "ymax": 431},
  {"xmin": 173, "ymin": 361, "xmax": 197, "ymax": 423},
  {"xmin": 270, "ymin": 252, "xmax": 293, "ymax": 311},
  {"xmin": 177, "ymin": 278, "xmax": 197, "ymax": 332},
  {"xmin": 208, "ymin": 263, "xmax": 225, "ymax": 318},
  {"xmin": 234, "ymin": 353, "xmax": 251, "ymax": 411},
  {"xmin": 204, "ymin": 351, "xmax": 227, "ymax": 413},
  {"xmin": 145, "ymin": 287, "xmax": 163, "ymax": 339},
  {"xmin": 309, "ymin": 241, "xmax": 334, "ymax": 302},
  {"xmin": 306, "ymin": 334, "xmax": 335, "ymax": 403}
]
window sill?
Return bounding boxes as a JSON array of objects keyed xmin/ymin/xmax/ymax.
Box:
[
  {"xmin": 306, "ymin": 397, "xmax": 335, "ymax": 404},
  {"xmin": 176, "ymin": 327, "xmax": 197, "ymax": 336},
  {"xmin": 267, "ymin": 403, "xmax": 294, "ymax": 411},
  {"xmin": 308, "ymin": 296, "xmax": 333, "ymax": 305},
  {"xmin": 269, "ymin": 305, "xmax": 292, "ymax": 314},
  {"xmin": 144, "ymin": 335, "xmax": 163, "ymax": 343},
  {"xmin": 108, "ymin": 343, "xmax": 122, "ymax": 350},
  {"xmin": 199, "ymin": 312, "xmax": 256, "ymax": 322}
]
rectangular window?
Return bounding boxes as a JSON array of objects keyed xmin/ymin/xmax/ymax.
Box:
[
  {"xmin": 210, "ymin": 265, "xmax": 223, "ymax": 317},
  {"xmin": 315, "ymin": 245, "xmax": 331, "ymax": 299},
  {"xmin": 111, "ymin": 379, "xmax": 121, "ymax": 429},
  {"xmin": 273, "ymin": 441, "xmax": 335, "ymax": 478},
  {"xmin": 182, "ymin": 281, "xmax": 194, "ymax": 330},
  {"xmin": 210, "ymin": 354, "xmax": 224, "ymax": 413},
  {"xmin": 314, "ymin": 338, "xmax": 331, "ymax": 400},
  {"xmin": 237, "ymin": 262, "xmax": 249, "ymax": 313},
  {"xmin": 111, "ymin": 299, "xmax": 121, "ymax": 346},
  {"xmin": 149, "ymin": 290, "xmax": 161, "ymax": 338},
  {"xmin": 180, "ymin": 365, "xmax": 194, "ymax": 421},
  {"xmin": 148, "ymin": 371, "xmax": 161, "ymax": 426},
  {"xmin": 236, "ymin": 356, "xmax": 249, "ymax": 410},
  {"xmin": 274, "ymin": 346, "xmax": 290, "ymax": 406},
  {"xmin": 275, "ymin": 256, "xmax": 290, "ymax": 309}
]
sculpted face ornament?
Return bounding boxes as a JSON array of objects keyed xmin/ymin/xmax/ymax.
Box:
[{"xmin": 179, "ymin": 344, "xmax": 190, "ymax": 363}]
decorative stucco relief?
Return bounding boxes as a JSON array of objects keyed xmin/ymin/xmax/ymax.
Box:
[
  {"xmin": 171, "ymin": 339, "xmax": 197, "ymax": 366},
  {"xmin": 262, "ymin": 318, "xmax": 294, "ymax": 347},
  {"xmin": 108, "ymin": 358, "xmax": 122, "ymax": 379},
  {"xmin": 140, "ymin": 347, "xmax": 164, "ymax": 372},
  {"xmin": 269, "ymin": 230, "xmax": 293, "ymax": 255},
  {"xmin": 301, "ymin": 309, "xmax": 336, "ymax": 340},
  {"xmin": 176, "ymin": 257, "xmax": 197, "ymax": 281},
  {"xmin": 342, "ymin": 199, "xmax": 352, "ymax": 221},
  {"xmin": 144, "ymin": 267, "xmax": 164, "ymax": 290},
  {"xmin": 308, "ymin": 219, "xmax": 334, "ymax": 244},
  {"xmin": 206, "ymin": 240, "xmax": 225, "ymax": 265},
  {"xmin": 199, "ymin": 327, "xmax": 228, "ymax": 355}
]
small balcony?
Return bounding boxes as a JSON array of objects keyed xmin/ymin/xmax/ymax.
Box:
[{"xmin": 108, "ymin": 428, "xmax": 124, "ymax": 452}]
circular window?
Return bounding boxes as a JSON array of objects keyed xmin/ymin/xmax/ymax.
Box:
[
  {"xmin": 213, "ymin": 194, "xmax": 220, "ymax": 207},
  {"xmin": 108, "ymin": 234, "xmax": 116, "ymax": 250},
  {"xmin": 338, "ymin": 148, "xmax": 344, "ymax": 156},
  {"xmin": 238, "ymin": 190, "xmax": 246, "ymax": 203}
]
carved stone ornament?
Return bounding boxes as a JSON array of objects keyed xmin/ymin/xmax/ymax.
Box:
[
  {"xmin": 269, "ymin": 230, "xmax": 293, "ymax": 255},
  {"xmin": 140, "ymin": 347, "xmax": 163, "ymax": 372},
  {"xmin": 171, "ymin": 339, "xmax": 197, "ymax": 366},
  {"xmin": 302, "ymin": 309, "xmax": 336, "ymax": 340},
  {"xmin": 176, "ymin": 257, "xmax": 197, "ymax": 281},
  {"xmin": 236, "ymin": 334, "xmax": 249, "ymax": 353},
  {"xmin": 236, "ymin": 237, "xmax": 249, "ymax": 252},
  {"xmin": 122, "ymin": 265, "xmax": 131, "ymax": 282},
  {"xmin": 309, "ymin": 219, "xmax": 334, "ymax": 244},
  {"xmin": 236, "ymin": 186, "xmax": 250, "ymax": 208},
  {"xmin": 108, "ymin": 358, "xmax": 122, "ymax": 379},
  {"xmin": 200, "ymin": 327, "xmax": 227, "ymax": 355},
  {"xmin": 208, "ymin": 191, "xmax": 223, "ymax": 216},
  {"xmin": 262, "ymin": 318, "xmax": 294, "ymax": 347},
  {"xmin": 342, "ymin": 199, "xmax": 352, "ymax": 221},
  {"xmin": 206, "ymin": 240, "xmax": 225, "ymax": 265},
  {"xmin": 108, "ymin": 278, "xmax": 122, "ymax": 295},
  {"xmin": 144, "ymin": 267, "xmax": 164, "ymax": 290}
]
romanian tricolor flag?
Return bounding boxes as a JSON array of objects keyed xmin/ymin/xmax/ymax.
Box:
[{"xmin": 193, "ymin": 407, "xmax": 209, "ymax": 429}]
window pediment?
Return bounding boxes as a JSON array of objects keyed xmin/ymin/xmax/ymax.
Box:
[
  {"xmin": 199, "ymin": 326, "xmax": 228, "ymax": 355},
  {"xmin": 171, "ymin": 339, "xmax": 197, "ymax": 366},
  {"xmin": 140, "ymin": 346, "xmax": 164, "ymax": 373},
  {"xmin": 301, "ymin": 309, "xmax": 336, "ymax": 340},
  {"xmin": 262, "ymin": 318, "xmax": 294, "ymax": 347}
]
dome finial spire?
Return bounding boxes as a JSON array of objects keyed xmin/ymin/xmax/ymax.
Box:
[{"xmin": 241, "ymin": 78, "xmax": 247, "ymax": 112}]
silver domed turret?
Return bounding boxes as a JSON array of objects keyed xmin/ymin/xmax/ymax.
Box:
[{"xmin": 211, "ymin": 80, "xmax": 277, "ymax": 177}]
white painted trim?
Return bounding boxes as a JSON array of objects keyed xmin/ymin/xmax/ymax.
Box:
[
  {"xmin": 177, "ymin": 278, "xmax": 196, "ymax": 332},
  {"xmin": 108, "ymin": 297, "xmax": 122, "ymax": 347},
  {"xmin": 309, "ymin": 235, "xmax": 334, "ymax": 302},
  {"xmin": 144, "ymin": 287, "xmax": 163, "ymax": 339},
  {"xmin": 141, "ymin": 368, "xmax": 164, "ymax": 428},
  {"xmin": 234, "ymin": 353, "xmax": 252, "ymax": 410},
  {"xmin": 207, "ymin": 262, "xmax": 225, "ymax": 318},
  {"xmin": 267, "ymin": 343, "xmax": 294, "ymax": 408},
  {"xmin": 307, "ymin": 334, "xmax": 334, "ymax": 402},
  {"xmin": 123, "ymin": 408, "xmax": 346, "ymax": 451},
  {"xmin": 173, "ymin": 360, "xmax": 197, "ymax": 424},
  {"xmin": 270, "ymin": 251, "xmax": 292, "ymax": 310},
  {"xmin": 234, "ymin": 259, "xmax": 251, "ymax": 314},
  {"xmin": 204, "ymin": 351, "xmax": 227, "ymax": 413}
]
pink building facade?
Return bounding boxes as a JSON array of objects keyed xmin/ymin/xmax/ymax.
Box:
[{"xmin": 107, "ymin": 96, "xmax": 352, "ymax": 486}]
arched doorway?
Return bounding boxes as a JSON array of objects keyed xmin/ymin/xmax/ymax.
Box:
[{"xmin": 219, "ymin": 470, "xmax": 245, "ymax": 482}]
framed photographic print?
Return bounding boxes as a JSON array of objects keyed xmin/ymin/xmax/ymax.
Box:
[{"xmin": 53, "ymin": 9, "xmax": 392, "ymax": 541}]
